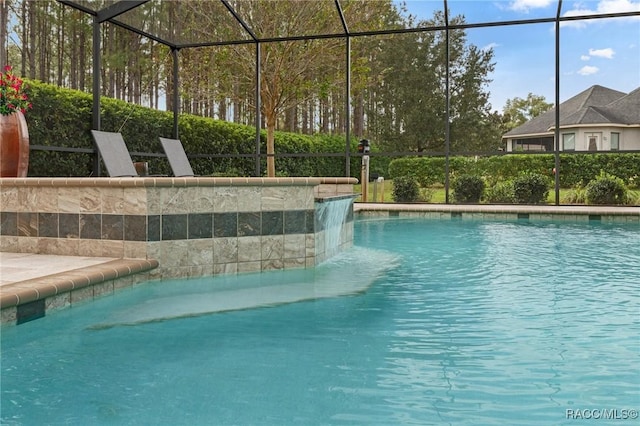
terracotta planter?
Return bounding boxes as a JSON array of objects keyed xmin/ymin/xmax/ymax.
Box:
[{"xmin": 0, "ymin": 111, "xmax": 29, "ymax": 177}]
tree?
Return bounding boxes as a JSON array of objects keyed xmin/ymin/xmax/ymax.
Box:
[
  {"xmin": 502, "ymin": 93, "xmax": 553, "ymax": 131},
  {"xmin": 183, "ymin": 1, "xmax": 345, "ymax": 176},
  {"xmin": 181, "ymin": 0, "xmax": 398, "ymax": 176},
  {"xmin": 368, "ymin": 11, "xmax": 497, "ymax": 153},
  {"xmin": 2, "ymin": 1, "xmax": 503, "ymax": 158},
  {"xmin": 0, "ymin": 0, "xmax": 8, "ymax": 67}
]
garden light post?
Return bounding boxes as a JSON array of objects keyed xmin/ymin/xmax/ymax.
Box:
[{"xmin": 358, "ymin": 139, "xmax": 370, "ymax": 202}]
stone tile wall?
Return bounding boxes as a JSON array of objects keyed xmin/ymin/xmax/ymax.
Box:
[{"xmin": 0, "ymin": 177, "xmax": 357, "ymax": 280}]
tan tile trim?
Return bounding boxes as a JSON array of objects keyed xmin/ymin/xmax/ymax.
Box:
[
  {"xmin": 0, "ymin": 258, "xmax": 159, "ymax": 309},
  {"xmin": 354, "ymin": 203, "xmax": 640, "ymax": 216},
  {"xmin": 0, "ymin": 177, "xmax": 358, "ymax": 188}
]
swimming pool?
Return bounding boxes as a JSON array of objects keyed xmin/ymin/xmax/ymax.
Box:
[{"xmin": 2, "ymin": 218, "xmax": 639, "ymax": 425}]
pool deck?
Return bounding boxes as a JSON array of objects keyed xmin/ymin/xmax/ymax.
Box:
[
  {"xmin": 354, "ymin": 202, "xmax": 640, "ymax": 217},
  {"xmin": 1, "ymin": 203, "xmax": 638, "ymax": 325}
]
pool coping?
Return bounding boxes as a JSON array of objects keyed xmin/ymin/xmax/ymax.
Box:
[
  {"xmin": 1, "ymin": 258, "xmax": 159, "ymax": 325},
  {"xmin": 354, "ymin": 202, "xmax": 640, "ymax": 215}
]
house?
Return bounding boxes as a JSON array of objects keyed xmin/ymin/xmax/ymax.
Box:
[{"xmin": 503, "ymin": 85, "xmax": 640, "ymax": 152}]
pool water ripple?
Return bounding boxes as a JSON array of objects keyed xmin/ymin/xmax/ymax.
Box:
[{"xmin": 1, "ymin": 218, "xmax": 639, "ymax": 425}]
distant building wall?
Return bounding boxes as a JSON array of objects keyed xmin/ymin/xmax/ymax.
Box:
[{"xmin": 505, "ymin": 126, "xmax": 640, "ymax": 152}]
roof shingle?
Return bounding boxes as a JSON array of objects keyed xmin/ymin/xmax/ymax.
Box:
[{"xmin": 503, "ymin": 85, "xmax": 637, "ymax": 138}]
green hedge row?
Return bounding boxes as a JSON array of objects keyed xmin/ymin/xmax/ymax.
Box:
[
  {"xmin": 388, "ymin": 154, "xmax": 640, "ymax": 188},
  {"xmin": 23, "ymin": 80, "xmax": 638, "ymax": 184},
  {"xmin": 24, "ymin": 80, "xmax": 368, "ymax": 178}
]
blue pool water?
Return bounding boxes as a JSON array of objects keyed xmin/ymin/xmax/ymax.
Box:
[{"xmin": 2, "ymin": 218, "xmax": 639, "ymax": 425}]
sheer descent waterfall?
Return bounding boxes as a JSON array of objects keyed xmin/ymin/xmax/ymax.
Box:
[{"xmin": 314, "ymin": 195, "xmax": 356, "ymax": 263}]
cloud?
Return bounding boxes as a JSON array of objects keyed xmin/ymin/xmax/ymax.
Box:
[
  {"xmin": 561, "ymin": 0, "xmax": 640, "ymax": 27},
  {"xmin": 509, "ymin": 0, "xmax": 555, "ymax": 12},
  {"xmin": 581, "ymin": 55, "xmax": 591, "ymax": 60},
  {"xmin": 578, "ymin": 65, "xmax": 600, "ymax": 75},
  {"xmin": 482, "ymin": 42, "xmax": 500, "ymax": 52},
  {"xmin": 596, "ymin": 0, "xmax": 640, "ymax": 14},
  {"xmin": 588, "ymin": 47, "xmax": 615, "ymax": 58}
]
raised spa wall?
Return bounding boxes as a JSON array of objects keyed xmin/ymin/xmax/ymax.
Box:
[{"xmin": 0, "ymin": 177, "xmax": 357, "ymax": 280}]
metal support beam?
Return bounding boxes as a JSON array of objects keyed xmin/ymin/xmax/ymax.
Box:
[
  {"xmin": 96, "ymin": 1, "xmax": 149, "ymax": 23},
  {"xmin": 444, "ymin": 0, "xmax": 451, "ymax": 204},
  {"xmin": 344, "ymin": 37, "xmax": 351, "ymax": 177},
  {"xmin": 172, "ymin": 47, "xmax": 180, "ymax": 139},
  {"xmin": 554, "ymin": 0, "xmax": 562, "ymax": 206},
  {"xmin": 255, "ymin": 42, "xmax": 261, "ymax": 177},
  {"xmin": 221, "ymin": 0, "xmax": 259, "ymax": 41},
  {"xmin": 335, "ymin": 0, "xmax": 351, "ymax": 177},
  {"xmin": 92, "ymin": 16, "xmax": 101, "ymax": 176}
]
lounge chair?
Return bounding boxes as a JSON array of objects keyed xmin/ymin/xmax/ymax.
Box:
[
  {"xmin": 159, "ymin": 137, "xmax": 195, "ymax": 177},
  {"xmin": 90, "ymin": 130, "xmax": 138, "ymax": 177}
]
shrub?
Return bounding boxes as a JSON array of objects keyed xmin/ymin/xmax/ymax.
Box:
[
  {"xmin": 485, "ymin": 181, "xmax": 515, "ymax": 204},
  {"xmin": 512, "ymin": 172, "xmax": 550, "ymax": 204},
  {"xmin": 388, "ymin": 157, "xmax": 445, "ymax": 186},
  {"xmin": 419, "ymin": 187, "xmax": 434, "ymax": 202},
  {"xmin": 387, "ymin": 154, "xmax": 640, "ymax": 189},
  {"xmin": 392, "ymin": 175, "xmax": 420, "ymax": 202},
  {"xmin": 562, "ymin": 185, "xmax": 588, "ymax": 204},
  {"xmin": 452, "ymin": 174, "xmax": 485, "ymax": 203},
  {"xmin": 586, "ymin": 171, "xmax": 629, "ymax": 205}
]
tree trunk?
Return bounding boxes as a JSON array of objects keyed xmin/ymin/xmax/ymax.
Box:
[
  {"xmin": 0, "ymin": 0, "xmax": 8, "ymax": 68},
  {"xmin": 218, "ymin": 99, "xmax": 227, "ymax": 121},
  {"xmin": 265, "ymin": 111, "xmax": 276, "ymax": 177},
  {"xmin": 22, "ymin": 1, "xmax": 38, "ymax": 80},
  {"xmin": 56, "ymin": 4, "xmax": 64, "ymax": 87},
  {"xmin": 78, "ymin": 17, "xmax": 86, "ymax": 91},
  {"xmin": 353, "ymin": 92, "xmax": 364, "ymax": 138}
]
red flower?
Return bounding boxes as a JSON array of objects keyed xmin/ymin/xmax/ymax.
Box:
[{"xmin": 0, "ymin": 65, "xmax": 31, "ymax": 116}]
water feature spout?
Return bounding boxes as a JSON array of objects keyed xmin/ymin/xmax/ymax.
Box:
[{"xmin": 314, "ymin": 194, "xmax": 358, "ymax": 263}]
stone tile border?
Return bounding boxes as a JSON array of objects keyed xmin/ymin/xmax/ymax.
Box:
[
  {"xmin": 0, "ymin": 176, "xmax": 358, "ymax": 279},
  {"xmin": 1, "ymin": 258, "xmax": 158, "ymax": 326},
  {"xmin": 0, "ymin": 176, "xmax": 355, "ymax": 188},
  {"xmin": 354, "ymin": 203, "xmax": 640, "ymax": 222}
]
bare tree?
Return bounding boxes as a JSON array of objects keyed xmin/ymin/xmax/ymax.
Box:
[{"xmin": 0, "ymin": 0, "xmax": 8, "ymax": 67}]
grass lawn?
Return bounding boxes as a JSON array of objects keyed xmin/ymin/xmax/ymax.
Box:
[
  {"xmin": 354, "ymin": 180, "xmax": 640, "ymax": 205},
  {"xmin": 354, "ymin": 180, "xmax": 445, "ymax": 203}
]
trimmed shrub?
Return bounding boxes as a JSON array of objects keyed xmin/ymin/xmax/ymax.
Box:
[
  {"xmin": 392, "ymin": 175, "xmax": 420, "ymax": 202},
  {"xmin": 485, "ymin": 181, "xmax": 515, "ymax": 204},
  {"xmin": 388, "ymin": 154, "xmax": 640, "ymax": 189},
  {"xmin": 452, "ymin": 174, "xmax": 485, "ymax": 203},
  {"xmin": 419, "ymin": 187, "xmax": 434, "ymax": 202},
  {"xmin": 388, "ymin": 157, "xmax": 445, "ymax": 186},
  {"xmin": 586, "ymin": 171, "xmax": 629, "ymax": 205},
  {"xmin": 512, "ymin": 172, "xmax": 550, "ymax": 204},
  {"xmin": 24, "ymin": 79, "xmax": 366, "ymax": 177},
  {"xmin": 561, "ymin": 185, "xmax": 588, "ymax": 205}
]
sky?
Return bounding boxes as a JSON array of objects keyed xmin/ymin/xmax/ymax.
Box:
[{"xmin": 398, "ymin": 0, "xmax": 640, "ymax": 112}]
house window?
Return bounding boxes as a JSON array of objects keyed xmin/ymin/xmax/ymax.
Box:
[
  {"xmin": 562, "ymin": 133, "xmax": 575, "ymax": 151},
  {"xmin": 512, "ymin": 137, "xmax": 554, "ymax": 152},
  {"xmin": 611, "ymin": 132, "xmax": 620, "ymax": 150}
]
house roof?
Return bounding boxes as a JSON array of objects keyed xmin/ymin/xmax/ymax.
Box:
[{"xmin": 503, "ymin": 85, "xmax": 640, "ymax": 138}]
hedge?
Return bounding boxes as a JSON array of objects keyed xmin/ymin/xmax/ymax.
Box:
[
  {"xmin": 388, "ymin": 154, "xmax": 640, "ymax": 188},
  {"xmin": 23, "ymin": 79, "xmax": 639, "ymax": 184},
  {"xmin": 23, "ymin": 80, "xmax": 366, "ymax": 178}
]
